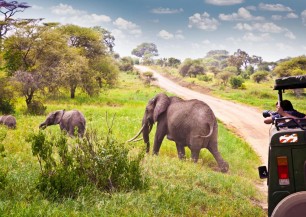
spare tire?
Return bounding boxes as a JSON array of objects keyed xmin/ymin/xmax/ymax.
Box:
[{"xmin": 272, "ymin": 191, "xmax": 306, "ymax": 217}]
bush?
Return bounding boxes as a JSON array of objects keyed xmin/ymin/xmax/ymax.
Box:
[
  {"xmin": 0, "ymin": 99, "xmax": 15, "ymax": 114},
  {"xmin": 197, "ymin": 74, "xmax": 212, "ymax": 82},
  {"xmin": 0, "ymin": 127, "xmax": 7, "ymax": 189},
  {"xmin": 27, "ymin": 100, "xmax": 47, "ymax": 115},
  {"xmin": 28, "ymin": 127, "xmax": 148, "ymax": 199},
  {"xmin": 230, "ymin": 76, "xmax": 244, "ymax": 89},
  {"xmin": 251, "ymin": 71, "xmax": 269, "ymax": 83}
]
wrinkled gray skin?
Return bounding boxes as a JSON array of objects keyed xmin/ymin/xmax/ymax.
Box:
[
  {"xmin": 0, "ymin": 115, "xmax": 16, "ymax": 129},
  {"xmin": 39, "ymin": 110, "xmax": 86, "ymax": 137},
  {"xmin": 142, "ymin": 93, "xmax": 229, "ymax": 173}
]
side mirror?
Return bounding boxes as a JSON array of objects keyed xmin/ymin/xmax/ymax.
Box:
[{"xmin": 258, "ymin": 166, "xmax": 268, "ymax": 179}]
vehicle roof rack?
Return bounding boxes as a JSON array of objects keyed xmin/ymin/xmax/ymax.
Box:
[
  {"xmin": 274, "ymin": 75, "xmax": 306, "ymax": 90},
  {"xmin": 273, "ymin": 75, "xmax": 306, "ymax": 102}
]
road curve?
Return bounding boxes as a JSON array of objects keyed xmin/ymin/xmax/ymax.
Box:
[{"xmin": 135, "ymin": 65, "xmax": 271, "ymax": 166}]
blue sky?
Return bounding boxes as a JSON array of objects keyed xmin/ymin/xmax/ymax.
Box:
[{"xmin": 15, "ymin": 0, "xmax": 306, "ymax": 62}]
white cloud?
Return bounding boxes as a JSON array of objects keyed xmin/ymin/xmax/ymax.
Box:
[
  {"xmin": 113, "ymin": 17, "xmax": 142, "ymax": 36},
  {"xmin": 51, "ymin": 4, "xmax": 86, "ymax": 16},
  {"xmin": 302, "ymin": 10, "xmax": 306, "ymax": 25},
  {"xmin": 51, "ymin": 4, "xmax": 111, "ymax": 26},
  {"xmin": 112, "ymin": 29, "xmax": 125, "ymax": 39},
  {"xmin": 271, "ymin": 13, "xmax": 298, "ymax": 20},
  {"xmin": 286, "ymin": 13, "xmax": 298, "ymax": 19},
  {"xmin": 276, "ymin": 43, "xmax": 293, "ymax": 51},
  {"xmin": 272, "ymin": 15, "xmax": 282, "ymax": 20},
  {"xmin": 158, "ymin": 30, "xmax": 174, "ymax": 39},
  {"xmin": 188, "ymin": 12, "xmax": 219, "ymax": 31},
  {"xmin": 205, "ymin": 0, "xmax": 244, "ymax": 6},
  {"xmin": 175, "ymin": 30, "xmax": 185, "ymax": 39},
  {"xmin": 259, "ymin": 3, "xmax": 293, "ymax": 12},
  {"xmin": 242, "ymin": 33, "xmax": 270, "ymax": 42},
  {"xmin": 151, "ymin": 7, "xmax": 183, "ymax": 14},
  {"xmin": 234, "ymin": 22, "xmax": 295, "ymax": 40},
  {"xmin": 32, "ymin": 4, "xmax": 43, "ymax": 10},
  {"xmin": 219, "ymin": 7, "xmax": 264, "ymax": 21},
  {"xmin": 157, "ymin": 30, "xmax": 184, "ymax": 40},
  {"xmin": 285, "ymin": 31, "xmax": 296, "ymax": 39}
]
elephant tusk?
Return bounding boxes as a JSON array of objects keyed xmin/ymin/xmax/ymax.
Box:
[{"xmin": 127, "ymin": 124, "xmax": 145, "ymax": 142}]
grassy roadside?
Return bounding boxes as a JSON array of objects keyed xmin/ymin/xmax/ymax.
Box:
[
  {"xmin": 151, "ymin": 66, "xmax": 306, "ymax": 113},
  {"xmin": 0, "ymin": 72, "xmax": 266, "ymax": 216}
]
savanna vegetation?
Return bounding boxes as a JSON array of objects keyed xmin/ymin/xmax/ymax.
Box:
[
  {"xmin": 0, "ymin": 1, "xmax": 305, "ymax": 216},
  {"xmin": 150, "ymin": 50, "xmax": 306, "ymax": 114}
]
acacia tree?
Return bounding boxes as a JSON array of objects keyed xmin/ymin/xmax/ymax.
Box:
[
  {"xmin": 92, "ymin": 26, "xmax": 115, "ymax": 53},
  {"xmin": 273, "ymin": 56, "xmax": 306, "ymax": 77},
  {"xmin": 3, "ymin": 21, "xmax": 67, "ymax": 109},
  {"xmin": 57, "ymin": 48, "xmax": 90, "ymax": 98},
  {"xmin": 131, "ymin": 42, "xmax": 158, "ymax": 64},
  {"xmin": 0, "ymin": 0, "xmax": 31, "ymax": 48}
]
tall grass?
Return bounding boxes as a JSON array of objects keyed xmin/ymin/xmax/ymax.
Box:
[{"xmin": 0, "ymin": 72, "xmax": 266, "ymax": 216}]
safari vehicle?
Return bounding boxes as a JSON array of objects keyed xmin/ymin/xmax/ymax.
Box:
[{"xmin": 259, "ymin": 75, "xmax": 306, "ymax": 217}]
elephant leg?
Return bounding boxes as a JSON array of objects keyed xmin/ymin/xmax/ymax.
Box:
[
  {"xmin": 153, "ymin": 121, "xmax": 167, "ymax": 155},
  {"xmin": 207, "ymin": 144, "xmax": 229, "ymax": 173},
  {"xmin": 191, "ymin": 149, "xmax": 201, "ymax": 163},
  {"xmin": 176, "ymin": 143, "xmax": 186, "ymax": 159}
]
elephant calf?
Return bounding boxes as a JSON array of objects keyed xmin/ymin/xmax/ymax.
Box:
[
  {"xmin": 39, "ymin": 109, "xmax": 86, "ymax": 137},
  {"xmin": 129, "ymin": 93, "xmax": 229, "ymax": 173},
  {"xmin": 0, "ymin": 115, "xmax": 16, "ymax": 129}
]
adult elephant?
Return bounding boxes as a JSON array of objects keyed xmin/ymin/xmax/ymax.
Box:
[
  {"xmin": 0, "ymin": 115, "xmax": 16, "ymax": 129},
  {"xmin": 129, "ymin": 93, "xmax": 229, "ymax": 173},
  {"xmin": 39, "ymin": 109, "xmax": 86, "ymax": 137}
]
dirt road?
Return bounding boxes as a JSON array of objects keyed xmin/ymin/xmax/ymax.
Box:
[{"xmin": 135, "ymin": 65, "xmax": 271, "ymax": 167}]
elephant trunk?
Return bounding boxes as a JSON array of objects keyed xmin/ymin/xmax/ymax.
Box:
[
  {"xmin": 142, "ymin": 117, "xmax": 153, "ymax": 153},
  {"xmin": 39, "ymin": 122, "xmax": 47, "ymax": 129}
]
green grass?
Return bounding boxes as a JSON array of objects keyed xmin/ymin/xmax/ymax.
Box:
[
  {"xmin": 0, "ymin": 72, "xmax": 266, "ymax": 216},
  {"xmin": 154, "ymin": 66, "xmax": 306, "ymax": 113}
]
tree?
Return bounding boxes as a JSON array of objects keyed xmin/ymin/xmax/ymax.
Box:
[
  {"xmin": 119, "ymin": 56, "xmax": 134, "ymax": 72},
  {"xmin": 13, "ymin": 70, "xmax": 43, "ymax": 107},
  {"xmin": 92, "ymin": 26, "xmax": 115, "ymax": 53},
  {"xmin": 179, "ymin": 59, "xmax": 205, "ymax": 77},
  {"xmin": 0, "ymin": 77, "xmax": 14, "ymax": 113},
  {"xmin": 167, "ymin": 57, "xmax": 181, "ymax": 68},
  {"xmin": 227, "ymin": 49, "xmax": 249, "ymax": 73},
  {"xmin": 252, "ymin": 71, "xmax": 269, "ymax": 83},
  {"xmin": 91, "ymin": 56, "xmax": 119, "ymax": 89},
  {"xmin": 0, "ymin": 0, "xmax": 31, "ymax": 48},
  {"xmin": 131, "ymin": 42, "xmax": 158, "ymax": 63},
  {"xmin": 4, "ymin": 20, "xmax": 67, "ymax": 108},
  {"xmin": 217, "ymin": 71, "xmax": 233, "ymax": 86},
  {"xmin": 59, "ymin": 24, "xmax": 106, "ymax": 59},
  {"xmin": 273, "ymin": 56, "xmax": 306, "ymax": 77}
]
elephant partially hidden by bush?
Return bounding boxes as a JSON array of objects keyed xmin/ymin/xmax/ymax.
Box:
[
  {"xmin": 39, "ymin": 109, "xmax": 86, "ymax": 137},
  {"xmin": 0, "ymin": 115, "xmax": 16, "ymax": 129},
  {"xmin": 129, "ymin": 93, "xmax": 229, "ymax": 173}
]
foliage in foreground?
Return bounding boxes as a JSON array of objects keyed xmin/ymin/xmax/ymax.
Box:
[{"xmin": 28, "ymin": 127, "xmax": 148, "ymax": 199}]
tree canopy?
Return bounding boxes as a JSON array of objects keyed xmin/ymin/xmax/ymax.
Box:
[{"xmin": 131, "ymin": 42, "xmax": 158, "ymax": 60}]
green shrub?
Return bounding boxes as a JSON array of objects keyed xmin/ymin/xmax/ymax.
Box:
[
  {"xmin": 230, "ymin": 76, "xmax": 244, "ymax": 89},
  {"xmin": 28, "ymin": 128, "xmax": 148, "ymax": 200},
  {"xmin": 0, "ymin": 127, "xmax": 7, "ymax": 189},
  {"xmin": 27, "ymin": 100, "xmax": 47, "ymax": 115},
  {"xmin": 0, "ymin": 99, "xmax": 15, "ymax": 114},
  {"xmin": 197, "ymin": 74, "xmax": 212, "ymax": 82}
]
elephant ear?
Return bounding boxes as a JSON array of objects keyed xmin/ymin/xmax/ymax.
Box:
[
  {"xmin": 153, "ymin": 93, "xmax": 170, "ymax": 123},
  {"xmin": 53, "ymin": 110, "xmax": 65, "ymax": 124}
]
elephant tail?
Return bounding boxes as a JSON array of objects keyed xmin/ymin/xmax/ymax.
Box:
[{"xmin": 194, "ymin": 123, "xmax": 214, "ymax": 138}]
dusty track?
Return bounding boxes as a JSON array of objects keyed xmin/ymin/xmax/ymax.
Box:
[{"xmin": 135, "ymin": 65, "xmax": 270, "ymax": 208}]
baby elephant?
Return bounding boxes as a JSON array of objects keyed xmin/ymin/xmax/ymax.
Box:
[
  {"xmin": 0, "ymin": 115, "xmax": 16, "ymax": 129},
  {"xmin": 39, "ymin": 109, "xmax": 86, "ymax": 137}
]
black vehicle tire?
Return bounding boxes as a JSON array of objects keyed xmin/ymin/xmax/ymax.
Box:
[{"xmin": 271, "ymin": 191, "xmax": 306, "ymax": 217}]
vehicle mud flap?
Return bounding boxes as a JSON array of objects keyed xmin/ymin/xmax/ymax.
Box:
[{"xmin": 304, "ymin": 161, "xmax": 306, "ymax": 188}]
